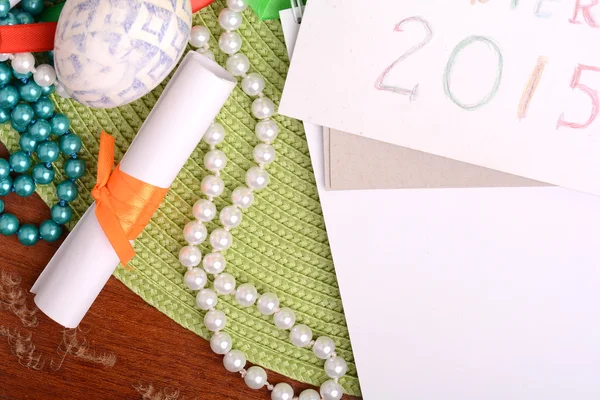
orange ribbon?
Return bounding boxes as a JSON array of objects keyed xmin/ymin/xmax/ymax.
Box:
[{"xmin": 91, "ymin": 131, "xmax": 169, "ymax": 267}]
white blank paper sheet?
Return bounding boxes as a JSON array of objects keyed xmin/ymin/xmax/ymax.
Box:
[{"xmin": 305, "ymin": 126, "xmax": 600, "ymax": 399}]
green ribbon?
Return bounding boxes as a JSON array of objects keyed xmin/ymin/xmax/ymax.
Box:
[
  {"xmin": 36, "ymin": 2, "xmax": 64, "ymax": 23},
  {"xmin": 246, "ymin": 0, "xmax": 291, "ymax": 20}
]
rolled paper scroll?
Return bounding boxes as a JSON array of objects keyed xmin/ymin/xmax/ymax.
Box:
[{"xmin": 31, "ymin": 52, "xmax": 237, "ymax": 328}]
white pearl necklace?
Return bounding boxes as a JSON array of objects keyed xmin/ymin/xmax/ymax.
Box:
[{"xmin": 180, "ymin": 1, "xmax": 346, "ymax": 400}]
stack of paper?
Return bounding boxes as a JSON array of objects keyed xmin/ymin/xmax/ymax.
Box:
[{"xmin": 280, "ymin": 2, "xmax": 600, "ymax": 399}]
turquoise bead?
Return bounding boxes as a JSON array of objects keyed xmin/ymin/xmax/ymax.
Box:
[
  {"xmin": 11, "ymin": 120, "xmax": 28, "ymax": 133},
  {"xmin": 17, "ymin": 224, "xmax": 38, "ymax": 246},
  {"xmin": 11, "ymin": 103, "xmax": 34, "ymax": 126},
  {"xmin": 32, "ymin": 163, "xmax": 54, "ymax": 184},
  {"xmin": 19, "ymin": 134, "xmax": 37, "ymax": 153},
  {"xmin": 0, "ymin": 85, "xmax": 19, "ymax": 108},
  {"xmin": 0, "ymin": 176, "xmax": 12, "ymax": 195},
  {"xmin": 0, "ymin": 13, "xmax": 17, "ymax": 25},
  {"xmin": 40, "ymin": 84, "xmax": 55, "ymax": 96},
  {"xmin": 0, "ymin": 0, "xmax": 9, "ymax": 18},
  {"xmin": 0, "ymin": 213, "xmax": 18, "ymax": 235},
  {"xmin": 28, "ymin": 119, "xmax": 52, "ymax": 141},
  {"xmin": 50, "ymin": 113, "xmax": 70, "ymax": 135},
  {"xmin": 0, "ymin": 158, "xmax": 8, "ymax": 179},
  {"xmin": 64, "ymin": 158, "xmax": 86, "ymax": 179},
  {"xmin": 56, "ymin": 180, "xmax": 78, "ymax": 202},
  {"xmin": 21, "ymin": 0, "xmax": 44, "ymax": 16},
  {"xmin": 60, "ymin": 134, "xmax": 82, "ymax": 155},
  {"xmin": 14, "ymin": 11, "xmax": 34, "ymax": 24},
  {"xmin": 37, "ymin": 141, "xmax": 60, "ymax": 163},
  {"xmin": 0, "ymin": 198, "xmax": 3, "ymax": 213},
  {"xmin": 9, "ymin": 151, "xmax": 31, "ymax": 173},
  {"xmin": 40, "ymin": 219, "xmax": 61, "ymax": 242},
  {"xmin": 51, "ymin": 203, "xmax": 72, "ymax": 225},
  {"xmin": 0, "ymin": 63, "xmax": 11, "ymax": 86},
  {"xmin": 13, "ymin": 174, "xmax": 34, "ymax": 197},
  {"xmin": 0, "ymin": 107, "xmax": 9, "ymax": 123},
  {"xmin": 18, "ymin": 80, "xmax": 42, "ymax": 103},
  {"xmin": 12, "ymin": 70, "xmax": 31, "ymax": 80},
  {"xmin": 33, "ymin": 97, "xmax": 54, "ymax": 119}
]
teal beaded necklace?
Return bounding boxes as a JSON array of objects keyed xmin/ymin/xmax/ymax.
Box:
[{"xmin": 0, "ymin": 1, "xmax": 85, "ymax": 246}]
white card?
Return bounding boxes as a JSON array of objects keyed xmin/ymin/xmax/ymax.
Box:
[{"xmin": 280, "ymin": 0, "xmax": 600, "ymax": 196}]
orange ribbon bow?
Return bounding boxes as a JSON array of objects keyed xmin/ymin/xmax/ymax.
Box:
[{"xmin": 91, "ymin": 131, "xmax": 169, "ymax": 267}]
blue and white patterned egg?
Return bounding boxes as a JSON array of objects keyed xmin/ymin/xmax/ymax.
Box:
[{"xmin": 54, "ymin": 0, "xmax": 192, "ymax": 108}]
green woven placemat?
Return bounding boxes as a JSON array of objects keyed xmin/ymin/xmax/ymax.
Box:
[{"xmin": 0, "ymin": 1, "xmax": 360, "ymax": 396}]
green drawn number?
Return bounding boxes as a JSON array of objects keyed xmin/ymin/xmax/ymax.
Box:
[{"xmin": 443, "ymin": 36, "xmax": 504, "ymax": 111}]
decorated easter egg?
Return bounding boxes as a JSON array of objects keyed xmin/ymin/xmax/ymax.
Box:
[{"xmin": 54, "ymin": 0, "xmax": 192, "ymax": 108}]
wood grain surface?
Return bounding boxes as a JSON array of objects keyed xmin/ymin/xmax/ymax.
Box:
[{"xmin": 0, "ymin": 144, "xmax": 358, "ymax": 400}]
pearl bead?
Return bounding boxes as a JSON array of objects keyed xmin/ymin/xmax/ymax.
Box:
[
  {"xmin": 179, "ymin": 245, "xmax": 202, "ymax": 268},
  {"xmin": 219, "ymin": 31, "xmax": 243, "ymax": 55},
  {"xmin": 184, "ymin": 267, "xmax": 207, "ymax": 290},
  {"xmin": 210, "ymin": 331, "xmax": 233, "ymax": 355},
  {"xmin": 231, "ymin": 186, "xmax": 254, "ymax": 209},
  {"xmin": 227, "ymin": 0, "xmax": 247, "ymax": 12},
  {"xmin": 223, "ymin": 349, "xmax": 246, "ymax": 372},
  {"xmin": 203, "ymin": 122, "xmax": 226, "ymax": 146},
  {"xmin": 33, "ymin": 64, "xmax": 56, "ymax": 87},
  {"xmin": 252, "ymin": 97, "xmax": 275, "ymax": 119},
  {"xmin": 299, "ymin": 389, "xmax": 320, "ymax": 400},
  {"xmin": 189, "ymin": 25, "xmax": 211, "ymax": 48},
  {"xmin": 203, "ymin": 252, "xmax": 226, "ymax": 274},
  {"xmin": 214, "ymin": 273, "xmax": 236, "ymax": 295},
  {"xmin": 324, "ymin": 356, "xmax": 348, "ymax": 379},
  {"xmin": 225, "ymin": 53, "xmax": 250, "ymax": 77},
  {"xmin": 55, "ymin": 82, "xmax": 71, "ymax": 99},
  {"xmin": 196, "ymin": 48, "xmax": 215, "ymax": 61},
  {"xmin": 219, "ymin": 9, "xmax": 243, "ymax": 31},
  {"xmin": 219, "ymin": 206, "xmax": 243, "ymax": 229},
  {"xmin": 271, "ymin": 383, "xmax": 294, "ymax": 400},
  {"xmin": 235, "ymin": 283, "xmax": 258, "ymax": 307},
  {"xmin": 244, "ymin": 366, "xmax": 267, "ymax": 390},
  {"xmin": 273, "ymin": 308, "xmax": 296, "ymax": 330},
  {"xmin": 289, "ymin": 324, "xmax": 312, "ymax": 348},
  {"xmin": 255, "ymin": 119, "xmax": 279, "ymax": 142},
  {"xmin": 204, "ymin": 149, "xmax": 227, "ymax": 172},
  {"xmin": 0, "ymin": 53, "xmax": 10, "ymax": 62},
  {"xmin": 11, "ymin": 53, "xmax": 35, "ymax": 74},
  {"xmin": 253, "ymin": 143, "xmax": 276, "ymax": 165},
  {"xmin": 320, "ymin": 380, "xmax": 343, "ymax": 400},
  {"xmin": 204, "ymin": 309, "xmax": 227, "ymax": 332},
  {"xmin": 183, "ymin": 220, "xmax": 207, "ymax": 245},
  {"xmin": 241, "ymin": 73, "xmax": 265, "ymax": 96},
  {"xmin": 257, "ymin": 293, "xmax": 279, "ymax": 315},
  {"xmin": 210, "ymin": 228, "xmax": 233, "ymax": 251},
  {"xmin": 246, "ymin": 166, "xmax": 269, "ymax": 190},
  {"xmin": 193, "ymin": 199, "xmax": 217, "ymax": 222},
  {"xmin": 201, "ymin": 175, "xmax": 225, "ymax": 197},
  {"xmin": 196, "ymin": 288, "xmax": 218, "ymax": 310},
  {"xmin": 313, "ymin": 336, "xmax": 336, "ymax": 360}
]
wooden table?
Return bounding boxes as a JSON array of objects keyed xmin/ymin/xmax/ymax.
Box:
[{"xmin": 0, "ymin": 144, "xmax": 357, "ymax": 400}]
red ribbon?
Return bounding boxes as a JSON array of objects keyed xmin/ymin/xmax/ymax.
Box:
[
  {"xmin": 0, "ymin": 22, "xmax": 57, "ymax": 54},
  {"xmin": 0, "ymin": 0, "xmax": 215, "ymax": 54}
]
